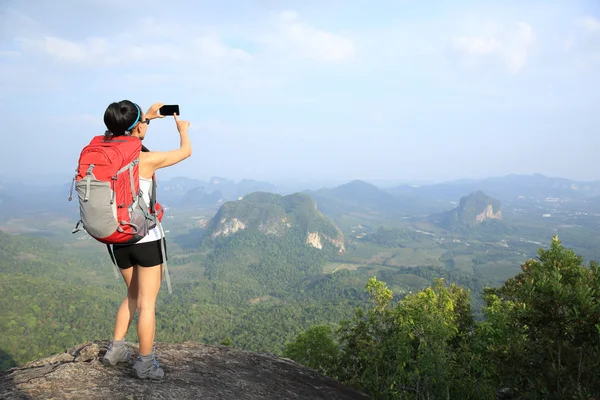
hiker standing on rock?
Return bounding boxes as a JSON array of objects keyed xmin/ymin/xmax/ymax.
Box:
[{"xmin": 73, "ymin": 100, "xmax": 192, "ymax": 380}]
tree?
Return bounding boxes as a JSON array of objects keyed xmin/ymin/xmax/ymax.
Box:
[
  {"xmin": 335, "ymin": 277, "xmax": 494, "ymax": 399},
  {"xmin": 481, "ymin": 236, "xmax": 600, "ymax": 399},
  {"xmin": 283, "ymin": 325, "xmax": 339, "ymax": 378}
]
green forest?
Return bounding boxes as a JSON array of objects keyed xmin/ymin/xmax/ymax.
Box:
[
  {"xmin": 0, "ymin": 223, "xmax": 491, "ymax": 371},
  {"xmin": 0, "ymin": 214, "xmax": 600, "ymax": 399},
  {"xmin": 283, "ymin": 237, "xmax": 600, "ymax": 399}
]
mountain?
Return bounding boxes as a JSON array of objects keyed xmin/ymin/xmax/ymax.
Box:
[
  {"xmin": 431, "ymin": 191, "xmax": 503, "ymax": 229},
  {"xmin": 198, "ymin": 192, "xmax": 346, "ymax": 292},
  {"xmin": 159, "ymin": 177, "xmax": 207, "ymax": 204},
  {"xmin": 237, "ymin": 178, "xmax": 279, "ymax": 196},
  {"xmin": 306, "ymin": 180, "xmax": 444, "ymax": 217},
  {"xmin": 179, "ymin": 187, "xmax": 225, "ymax": 208},
  {"xmin": 160, "ymin": 176, "xmax": 280, "ymax": 208},
  {"xmin": 388, "ymin": 174, "xmax": 600, "ymax": 204},
  {"xmin": 205, "ymin": 192, "xmax": 345, "ymax": 252},
  {"xmin": 194, "ymin": 177, "xmax": 278, "ymax": 201}
]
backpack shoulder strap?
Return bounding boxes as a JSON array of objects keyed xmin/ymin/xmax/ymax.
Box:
[
  {"xmin": 140, "ymin": 144, "xmax": 171, "ymax": 294},
  {"xmin": 140, "ymin": 145, "xmax": 157, "ymax": 214}
]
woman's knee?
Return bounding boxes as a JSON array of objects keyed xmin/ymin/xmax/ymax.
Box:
[{"xmin": 137, "ymin": 298, "xmax": 157, "ymax": 313}]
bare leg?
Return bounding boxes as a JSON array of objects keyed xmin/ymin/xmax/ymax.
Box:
[
  {"xmin": 113, "ymin": 266, "xmax": 138, "ymax": 340},
  {"xmin": 103, "ymin": 266, "xmax": 137, "ymax": 366},
  {"xmin": 136, "ymin": 263, "xmax": 163, "ymax": 356}
]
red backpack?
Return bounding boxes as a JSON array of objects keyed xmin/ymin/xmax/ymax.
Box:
[{"xmin": 68, "ymin": 135, "xmax": 172, "ymax": 293}]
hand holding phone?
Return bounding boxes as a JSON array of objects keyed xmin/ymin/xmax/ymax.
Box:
[{"xmin": 159, "ymin": 105, "xmax": 180, "ymax": 116}]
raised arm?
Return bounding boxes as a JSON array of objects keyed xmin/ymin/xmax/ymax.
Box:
[{"xmin": 141, "ymin": 113, "xmax": 192, "ymax": 175}]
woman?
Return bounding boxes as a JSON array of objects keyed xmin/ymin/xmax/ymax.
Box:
[{"xmin": 100, "ymin": 100, "xmax": 192, "ymax": 380}]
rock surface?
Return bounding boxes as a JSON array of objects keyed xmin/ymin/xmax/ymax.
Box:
[
  {"xmin": 475, "ymin": 204, "xmax": 503, "ymax": 223},
  {"xmin": 0, "ymin": 341, "xmax": 370, "ymax": 400}
]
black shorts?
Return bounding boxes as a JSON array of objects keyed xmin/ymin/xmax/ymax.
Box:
[{"xmin": 112, "ymin": 238, "xmax": 168, "ymax": 269}]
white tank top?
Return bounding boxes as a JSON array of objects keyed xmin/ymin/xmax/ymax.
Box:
[{"xmin": 136, "ymin": 176, "xmax": 164, "ymax": 244}]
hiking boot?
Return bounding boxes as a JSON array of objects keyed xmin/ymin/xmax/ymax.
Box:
[
  {"xmin": 132, "ymin": 350, "xmax": 164, "ymax": 380},
  {"xmin": 102, "ymin": 340, "xmax": 132, "ymax": 366}
]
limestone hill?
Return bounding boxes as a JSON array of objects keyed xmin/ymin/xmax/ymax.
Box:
[
  {"xmin": 431, "ymin": 191, "xmax": 503, "ymax": 229},
  {"xmin": 205, "ymin": 192, "xmax": 345, "ymax": 252},
  {"xmin": 0, "ymin": 340, "xmax": 369, "ymax": 400}
]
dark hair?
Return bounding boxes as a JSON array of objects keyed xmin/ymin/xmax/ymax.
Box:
[{"xmin": 103, "ymin": 100, "xmax": 141, "ymax": 137}]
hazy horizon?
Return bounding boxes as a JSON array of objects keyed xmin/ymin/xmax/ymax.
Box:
[
  {"xmin": 1, "ymin": 0, "xmax": 598, "ymax": 184},
  {"xmin": 0, "ymin": 171, "xmax": 598, "ymax": 192}
]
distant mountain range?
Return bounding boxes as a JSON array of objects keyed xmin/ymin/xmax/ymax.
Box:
[
  {"xmin": 156, "ymin": 173, "xmax": 600, "ymax": 212},
  {"xmin": 304, "ymin": 180, "xmax": 446, "ymax": 217},
  {"xmin": 159, "ymin": 176, "xmax": 279, "ymax": 208},
  {"xmin": 388, "ymin": 174, "xmax": 600, "ymax": 203},
  {"xmin": 1, "ymin": 173, "xmax": 599, "ymax": 221}
]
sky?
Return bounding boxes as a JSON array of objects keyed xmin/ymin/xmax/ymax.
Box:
[{"xmin": 0, "ymin": 0, "xmax": 599, "ymax": 186}]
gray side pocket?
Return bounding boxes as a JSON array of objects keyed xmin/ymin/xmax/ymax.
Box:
[
  {"xmin": 76, "ymin": 180, "xmax": 118, "ymax": 238},
  {"xmin": 129, "ymin": 196, "xmax": 156, "ymax": 239}
]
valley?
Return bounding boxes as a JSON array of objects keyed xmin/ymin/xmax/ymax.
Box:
[{"xmin": 1, "ymin": 173, "xmax": 600, "ymax": 372}]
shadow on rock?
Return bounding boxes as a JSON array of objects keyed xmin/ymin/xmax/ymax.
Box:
[
  {"xmin": 1, "ymin": 348, "xmax": 17, "ymax": 373},
  {"xmin": 1, "ymin": 348, "xmax": 31, "ymax": 399}
]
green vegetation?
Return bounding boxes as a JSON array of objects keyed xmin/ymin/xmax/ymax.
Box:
[
  {"xmin": 2, "ymin": 177, "xmax": 600, "ymax": 399},
  {"xmin": 202, "ymin": 229, "xmax": 333, "ymax": 292},
  {"xmin": 284, "ymin": 237, "xmax": 600, "ymax": 399},
  {"xmin": 363, "ymin": 226, "xmax": 424, "ymax": 248},
  {"xmin": 0, "ymin": 213, "xmax": 365, "ymax": 369},
  {"xmin": 0, "ymin": 274, "xmax": 120, "ymax": 370},
  {"xmin": 0, "ymin": 210, "xmax": 496, "ymax": 373}
]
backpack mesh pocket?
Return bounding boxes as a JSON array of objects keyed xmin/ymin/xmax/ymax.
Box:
[{"xmin": 76, "ymin": 179, "xmax": 119, "ymax": 238}]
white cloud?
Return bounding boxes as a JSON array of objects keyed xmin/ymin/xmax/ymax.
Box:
[
  {"xmin": 19, "ymin": 32, "xmax": 250, "ymax": 69},
  {"xmin": 505, "ymin": 22, "xmax": 535, "ymax": 74},
  {"xmin": 3, "ymin": 9, "xmax": 355, "ymax": 95},
  {"xmin": 452, "ymin": 36, "xmax": 500, "ymax": 56},
  {"xmin": 193, "ymin": 36, "xmax": 252, "ymax": 64},
  {"xmin": 11, "ymin": 10, "xmax": 354, "ymax": 69},
  {"xmin": 579, "ymin": 16, "xmax": 600, "ymax": 33},
  {"xmin": 451, "ymin": 21, "xmax": 535, "ymax": 74},
  {"xmin": 564, "ymin": 15, "xmax": 600, "ymax": 70},
  {"xmin": 263, "ymin": 10, "xmax": 356, "ymax": 62}
]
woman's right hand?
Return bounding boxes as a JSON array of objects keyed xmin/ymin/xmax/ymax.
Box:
[
  {"xmin": 174, "ymin": 113, "xmax": 190, "ymax": 133},
  {"xmin": 142, "ymin": 113, "xmax": 192, "ymax": 173}
]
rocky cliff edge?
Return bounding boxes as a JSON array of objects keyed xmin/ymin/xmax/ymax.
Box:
[{"xmin": 0, "ymin": 340, "xmax": 370, "ymax": 400}]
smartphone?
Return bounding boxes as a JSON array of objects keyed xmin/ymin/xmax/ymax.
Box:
[{"xmin": 159, "ymin": 105, "xmax": 180, "ymax": 116}]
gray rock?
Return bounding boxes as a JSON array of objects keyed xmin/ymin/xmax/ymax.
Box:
[{"xmin": 0, "ymin": 340, "xmax": 370, "ymax": 400}]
